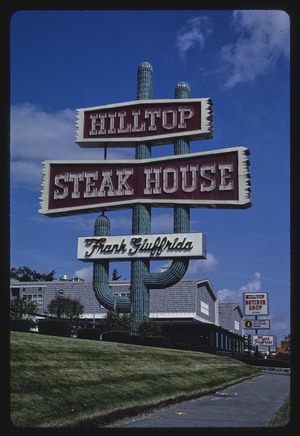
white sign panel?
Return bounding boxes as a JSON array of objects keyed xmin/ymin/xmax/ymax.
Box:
[
  {"xmin": 78, "ymin": 232, "xmax": 206, "ymax": 261},
  {"xmin": 244, "ymin": 319, "xmax": 270, "ymax": 329},
  {"xmin": 243, "ymin": 292, "xmax": 269, "ymax": 316},
  {"xmin": 253, "ymin": 335, "xmax": 275, "ymax": 347}
]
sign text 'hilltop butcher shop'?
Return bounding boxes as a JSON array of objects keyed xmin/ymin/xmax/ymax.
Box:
[{"xmin": 243, "ymin": 292, "xmax": 269, "ymax": 316}]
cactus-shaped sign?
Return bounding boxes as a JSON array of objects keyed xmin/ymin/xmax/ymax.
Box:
[{"xmin": 40, "ymin": 62, "xmax": 251, "ymax": 333}]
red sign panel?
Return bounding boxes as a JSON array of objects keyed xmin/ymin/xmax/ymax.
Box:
[
  {"xmin": 76, "ymin": 98, "xmax": 213, "ymax": 147},
  {"xmin": 39, "ymin": 147, "xmax": 251, "ymax": 217}
]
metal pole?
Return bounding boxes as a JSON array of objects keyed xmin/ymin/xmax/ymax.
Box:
[{"xmin": 255, "ymin": 315, "xmax": 258, "ymax": 357}]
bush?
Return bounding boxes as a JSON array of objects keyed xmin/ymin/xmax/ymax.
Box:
[
  {"xmin": 10, "ymin": 319, "xmax": 31, "ymax": 332},
  {"xmin": 104, "ymin": 311, "xmax": 133, "ymax": 332},
  {"xmin": 129, "ymin": 334, "xmax": 143, "ymax": 345},
  {"xmin": 38, "ymin": 319, "xmax": 72, "ymax": 337},
  {"xmin": 142, "ymin": 335, "xmax": 169, "ymax": 348},
  {"xmin": 77, "ymin": 328, "xmax": 101, "ymax": 340},
  {"xmin": 102, "ymin": 330, "xmax": 130, "ymax": 344},
  {"xmin": 174, "ymin": 342, "xmax": 191, "ymax": 350},
  {"xmin": 138, "ymin": 321, "xmax": 162, "ymax": 337}
]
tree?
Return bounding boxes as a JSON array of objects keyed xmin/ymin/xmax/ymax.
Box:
[
  {"xmin": 46, "ymin": 296, "xmax": 84, "ymax": 320},
  {"xmin": 112, "ymin": 268, "xmax": 122, "ymax": 280},
  {"xmin": 104, "ymin": 311, "xmax": 132, "ymax": 332},
  {"xmin": 138, "ymin": 321, "xmax": 162, "ymax": 336},
  {"xmin": 10, "ymin": 297, "xmax": 37, "ymax": 319},
  {"xmin": 10, "ymin": 266, "xmax": 56, "ymax": 282}
]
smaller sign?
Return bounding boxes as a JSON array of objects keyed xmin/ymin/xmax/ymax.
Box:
[
  {"xmin": 281, "ymin": 340, "xmax": 291, "ymax": 348},
  {"xmin": 253, "ymin": 335, "xmax": 275, "ymax": 347},
  {"xmin": 243, "ymin": 292, "xmax": 269, "ymax": 316},
  {"xmin": 78, "ymin": 232, "xmax": 206, "ymax": 261},
  {"xmin": 243, "ymin": 319, "xmax": 270, "ymax": 329}
]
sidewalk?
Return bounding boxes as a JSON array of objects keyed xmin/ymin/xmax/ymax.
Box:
[{"xmin": 119, "ymin": 372, "xmax": 290, "ymax": 428}]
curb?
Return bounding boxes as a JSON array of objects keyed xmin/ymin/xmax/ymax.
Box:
[
  {"xmin": 253, "ymin": 366, "xmax": 291, "ymax": 373},
  {"xmin": 60, "ymin": 373, "xmax": 261, "ymax": 428}
]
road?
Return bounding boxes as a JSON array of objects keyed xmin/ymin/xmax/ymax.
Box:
[{"xmin": 119, "ymin": 372, "xmax": 290, "ymax": 428}]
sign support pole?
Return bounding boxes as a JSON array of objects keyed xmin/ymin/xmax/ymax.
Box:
[
  {"xmin": 131, "ymin": 62, "xmax": 153, "ymax": 332},
  {"xmin": 142, "ymin": 82, "xmax": 191, "ymax": 289},
  {"xmin": 255, "ymin": 315, "xmax": 258, "ymax": 356},
  {"xmin": 130, "ymin": 67, "xmax": 192, "ymax": 332}
]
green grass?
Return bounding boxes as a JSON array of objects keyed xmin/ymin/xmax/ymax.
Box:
[
  {"xmin": 10, "ymin": 331, "xmax": 260, "ymax": 428},
  {"xmin": 266, "ymin": 396, "xmax": 290, "ymax": 427}
]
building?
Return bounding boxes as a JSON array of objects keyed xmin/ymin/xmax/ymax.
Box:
[
  {"xmin": 218, "ymin": 303, "xmax": 244, "ymax": 336},
  {"xmin": 10, "ymin": 276, "xmax": 244, "ymax": 354}
]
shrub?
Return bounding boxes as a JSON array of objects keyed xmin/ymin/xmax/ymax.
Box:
[
  {"xmin": 38, "ymin": 319, "xmax": 72, "ymax": 337},
  {"xmin": 174, "ymin": 342, "xmax": 191, "ymax": 350},
  {"xmin": 138, "ymin": 321, "xmax": 162, "ymax": 336},
  {"xmin": 10, "ymin": 319, "xmax": 31, "ymax": 332},
  {"xmin": 142, "ymin": 335, "xmax": 169, "ymax": 348},
  {"xmin": 129, "ymin": 334, "xmax": 143, "ymax": 345},
  {"xmin": 104, "ymin": 311, "xmax": 132, "ymax": 332},
  {"xmin": 77, "ymin": 328, "xmax": 101, "ymax": 340},
  {"xmin": 102, "ymin": 330, "xmax": 130, "ymax": 343}
]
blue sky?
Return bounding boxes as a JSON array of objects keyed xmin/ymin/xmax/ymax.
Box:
[{"xmin": 10, "ymin": 10, "xmax": 290, "ymax": 343}]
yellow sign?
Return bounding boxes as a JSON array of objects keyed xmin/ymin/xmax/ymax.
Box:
[{"xmin": 281, "ymin": 340, "xmax": 291, "ymax": 348}]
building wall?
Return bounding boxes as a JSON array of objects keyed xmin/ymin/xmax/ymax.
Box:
[
  {"xmin": 233, "ymin": 307, "xmax": 243, "ymax": 335},
  {"xmin": 10, "ymin": 283, "xmax": 47, "ymax": 312},
  {"xmin": 218, "ymin": 304, "xmax": 243, "ymax": 335},
  {"xmin": 10, "ymin": 280, "xmax": 241, "ymax": 333},
  {"xmin": 150, "ymin": 279, "xmax": 196, "ymax": 317},
  {"xmin": 196, "ymin": 283, "xmax": 216, "ymax": 324}
]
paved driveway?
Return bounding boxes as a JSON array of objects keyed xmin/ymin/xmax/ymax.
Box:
[{"xmin": 120, "ymin": 372, "xmax": 290, "ymax": 428}]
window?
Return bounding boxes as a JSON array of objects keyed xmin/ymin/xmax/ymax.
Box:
[
  {"xmin": 200, "ymin": 300, "xmax": 209, "ymax": 316},
  {"xmin": 11, "ymin": 288, "xmax": 20, "ymax": 298},
  {"xmin": 235, "ymin": 320, "xmax": 239, "ymax": 331},
  {"xmin": 24, "ymin": 294, "xmax": 43, "ymax": 310}
]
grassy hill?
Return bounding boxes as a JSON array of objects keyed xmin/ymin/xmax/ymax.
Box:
[{"xmin": 10, "ymin": 331, "xmax": 260, "ymax": 428}]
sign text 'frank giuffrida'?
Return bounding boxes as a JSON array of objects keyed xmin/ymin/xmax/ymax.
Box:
[{"xmin": 77, "ymin": 232, "xmax": 206, "ymax": 261}]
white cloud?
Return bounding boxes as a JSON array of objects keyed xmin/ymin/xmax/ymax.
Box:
[
  {"xmin": 186, "ymin": 252, "xmax": 219, "ymax": 277},
  {"xmin": 239, "ymin": 271, "xmax": 262, "ymax": 292},
  {"xmin": 74, "ymin": 266, "xmax": 93, "ymax": 281},
  {"xmin": 11, "ymin": 104, "xmax": 77, "ymax": 162},
  {"xmin": 10, "ymin": 103, "xmax": 135, "ymax": 189},
  {"xmin": 176, "ymin": 16, "xmax": 213, "ymax": 59},
  {"xmin": 221, "ymin": 10, "xmax": 290, "ymax": 87},
  {"xmin": 74, "ymin": 253, "xmax": 218, "ymax": 282},
  {"xmin": 11, "ymin": 160, "xmax": 42, "ymax": 186},
  {"xmin": 217, "ymin": 288, "xmax": 242, "ymax": 303},
  {"xmin": 217, "ymin": 272, "xmax": 261, "ymax": 303}
]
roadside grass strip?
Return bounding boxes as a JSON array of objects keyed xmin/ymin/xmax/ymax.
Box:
[
  {"xmin": 266, "ymin": 396, "xmax": 290, "ymax": 427},
  {"xmin": 10, "ymin": 332, "xmax": 260, "ymax": 428}
]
